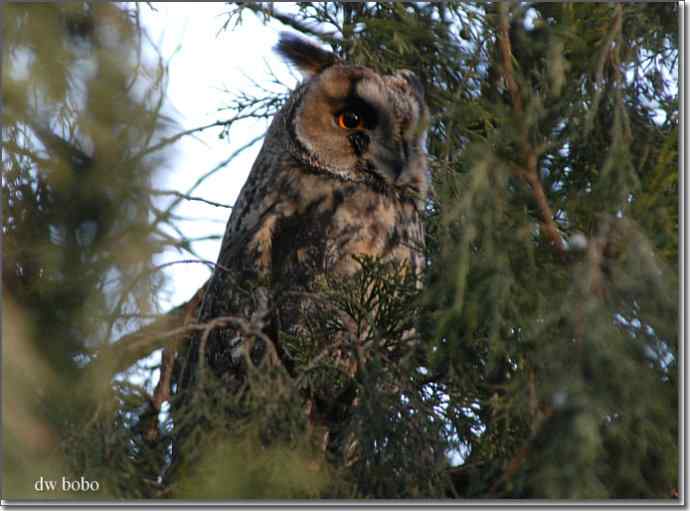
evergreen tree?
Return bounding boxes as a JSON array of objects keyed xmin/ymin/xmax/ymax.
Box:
[
  {"xmin": 3, "ymin": 1, "xmax": 679, "ymax": 501},
  {"xmin": 3, "ymin": 2, "xmax": 178, "ymax": 498}
]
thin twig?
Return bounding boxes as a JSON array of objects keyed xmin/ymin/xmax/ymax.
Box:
[
  {"xmin": 136, "ymin": 119, "xmax": 231, "ymax": 160},
  {"xmin": 161, "ymin": 133, "xmax": 264, "ymax": 217},
  {"xmin": 151, "ymin": 189, "xmax": 233, "ymax": 209}
]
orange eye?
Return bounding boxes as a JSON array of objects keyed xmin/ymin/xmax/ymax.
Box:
[{"xmin": 337, "ymin": 110, "xmax": 365, "ymax": 130}]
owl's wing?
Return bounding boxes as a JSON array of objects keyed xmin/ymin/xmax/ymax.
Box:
[{"xmin": 197, "ymin": 139, "xmax": 295, "ymax": 324}]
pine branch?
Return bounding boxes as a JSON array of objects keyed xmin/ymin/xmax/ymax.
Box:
[{"xmin": 497, "ymin": 4, "xmax": 567, "ymax": 262}]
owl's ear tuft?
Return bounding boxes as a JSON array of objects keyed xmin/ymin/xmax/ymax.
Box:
[{"xmin": 275, "ymin": 32, "xmax": 339, "ymax": 79}]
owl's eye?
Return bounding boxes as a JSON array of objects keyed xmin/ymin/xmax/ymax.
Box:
[{"xmin": 336, "ymin": 110, "xmax": 365, "ymax": 130}]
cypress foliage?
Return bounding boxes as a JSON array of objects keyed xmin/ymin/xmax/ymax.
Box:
[{"xmin": 3, "ymin": 1, "xmax": 679, "ymax": 501}]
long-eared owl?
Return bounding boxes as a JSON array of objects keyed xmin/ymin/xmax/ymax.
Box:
[{"xmin": 188, "ymin": 32, "xmax": 430, "ymax": 384}]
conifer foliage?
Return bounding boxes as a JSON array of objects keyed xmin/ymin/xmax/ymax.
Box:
[{"xmin": 2, "ymin": 2, "xmax": 679, "ymax": 501}]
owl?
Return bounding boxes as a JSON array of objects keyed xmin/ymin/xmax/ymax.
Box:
[{"xmin": 180, "ymin": 33, "xmax": 430, "ymax": 393}]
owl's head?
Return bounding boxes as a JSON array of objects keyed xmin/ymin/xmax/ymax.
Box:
[{"xmin": 276, "ymin": 33, "xmax": 429, "ymax": 200}]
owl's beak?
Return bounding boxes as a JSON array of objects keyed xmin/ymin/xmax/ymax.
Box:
[{"xmin": 371, "ymin": 142, "xmax": 407, "ymax": 182}]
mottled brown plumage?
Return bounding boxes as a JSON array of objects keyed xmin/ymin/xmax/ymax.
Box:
[{"xmin": 187, "ymin": 33, "xmax": 430, "ymax": 384}]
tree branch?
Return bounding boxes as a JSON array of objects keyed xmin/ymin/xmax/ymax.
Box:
[
  {"xmin": 237, "ymin": 3, "xmax": 336, "ymax": 43},
  {"xmin": 498, "ymin": 4, "xmax": 567, "ymax": 262},
  {"xmin": 95, "ymin": 280, "xmax": 208, "ymax": 376},
  {"xmin": 153, "ymin": 133, "xmax": 264, "ymax": 225},
  {"xmin": 497, "ymin": 3, "xmax": 523, "ymax": 115},
  {"xmin": 143, "ymin": 346, "xmax": 175, "ymax": 443},
  {"xmin": 151, "ymin": 189, "xmax": 233, "ymax": 209},
  {"xmin": 519, "ymin": 165, "xmax": 567, "ymax": 261}
]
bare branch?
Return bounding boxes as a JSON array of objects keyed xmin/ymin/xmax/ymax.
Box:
[
  {"xmin": 151, "ymin": 189, "xmax": 233, "ymax": 209},
  {"xmin": 137, "ymin": 119, "xmax": 231, "ymax": 160},
  {"xmin": 155, "ymin": 133, "xmax": 264, "ymax": 223}
]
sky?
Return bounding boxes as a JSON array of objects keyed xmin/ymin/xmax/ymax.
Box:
[{"xmin": 139, "ymin": 3, "xmax": 299, "ymax": 311}]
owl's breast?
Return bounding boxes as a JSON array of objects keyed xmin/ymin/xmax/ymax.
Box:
[{"xmin": 267, "ymin": 172, "xmax": 425, "ymax": 289}]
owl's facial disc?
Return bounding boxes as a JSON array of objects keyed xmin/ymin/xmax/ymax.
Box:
[{"xmin": 293, "ymin": 65, "xmax": 428, "ymax": 196}]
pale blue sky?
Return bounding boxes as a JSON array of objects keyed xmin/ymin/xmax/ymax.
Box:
[{"xmin": 140, "ymin": 3, "xmax": 299, "ymax": 311}]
